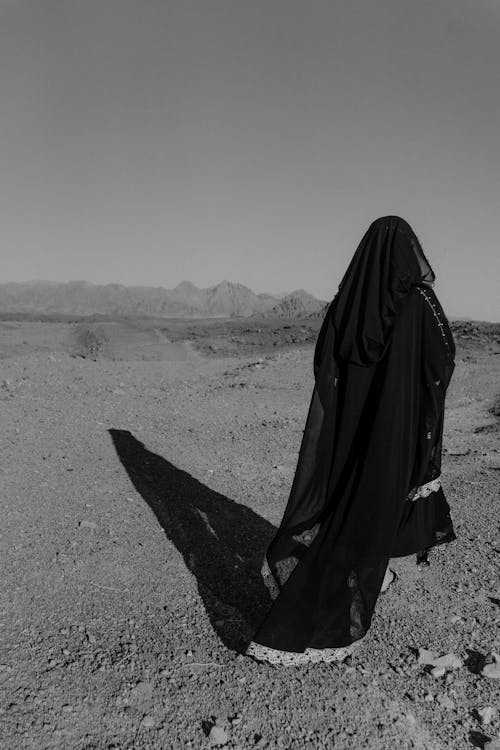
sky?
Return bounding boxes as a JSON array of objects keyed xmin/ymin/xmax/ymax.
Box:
[{"xmin": 1, "ymin": 0, "xmax": 499, "ymax": 320}]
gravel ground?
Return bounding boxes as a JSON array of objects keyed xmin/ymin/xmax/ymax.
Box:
[{"xmin": 0, "ymin": 320, "xmax": 499, "ymax": 750}]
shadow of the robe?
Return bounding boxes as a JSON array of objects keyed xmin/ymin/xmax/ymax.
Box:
[{"xmin": 108, "ymin": 429, "xmax": 275, "ymax": 651}]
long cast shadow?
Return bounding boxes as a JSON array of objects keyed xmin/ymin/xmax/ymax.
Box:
[{"xmin": 109, "ymin": 429, "xmax": 275, "ymax": 651}]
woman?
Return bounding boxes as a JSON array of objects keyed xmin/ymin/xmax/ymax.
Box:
[{"xmin": 246, "ymin": 216, "xmax": 456, "ymax": 666}]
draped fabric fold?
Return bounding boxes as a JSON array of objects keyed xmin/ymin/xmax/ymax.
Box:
[{"xmin": 247, "ymin": 216, "xmax": 456, "ymax": 664}]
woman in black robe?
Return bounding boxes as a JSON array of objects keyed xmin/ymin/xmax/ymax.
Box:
[{"xmin": 246, "ymin": 216, "xmax": 456, "ymax": 666}]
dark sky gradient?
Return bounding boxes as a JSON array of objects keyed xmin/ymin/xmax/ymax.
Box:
[{"xmin": 1, "ymin": 1, "xmax": 499, "ymax": 319}]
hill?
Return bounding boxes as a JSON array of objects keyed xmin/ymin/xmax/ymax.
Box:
[
  {"xmin": 0, "ymin": 280, "xmax": 324, "ymax": 319},
  {"xmin": 268, "ymin": 289, "xmax": 326, "ymax": 318}
]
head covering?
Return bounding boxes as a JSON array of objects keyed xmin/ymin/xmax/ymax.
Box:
[{"xmin": 332, "ymin": 216, "xmax": 435, "ymax": 365}]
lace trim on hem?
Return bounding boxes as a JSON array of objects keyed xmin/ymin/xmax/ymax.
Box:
[
  {"xmin": 246, "ymin": 641, "xmax": 355, "ymax": 666},
  {"xmin": 261, "ymin": 557, "xmax": 280, "ymax": 600},
  {"xmin": 408, "ymin": 476, "xmax": 441, "ymax": 502}
]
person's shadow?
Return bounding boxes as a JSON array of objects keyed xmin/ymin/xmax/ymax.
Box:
[{"xmin": 109, "ymin": 429, "xmax": 276, "ymax": 652}]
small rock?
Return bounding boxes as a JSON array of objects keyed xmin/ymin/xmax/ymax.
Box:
[
  {"xmin": 140, "ymin": 715, "xmax": 156, "ymax": 728},
  {"xmin": 450, "ymin": 615, "xmax": 463, "ymax": 624},
  {"xmin": 424, "ymin": 692, "xmax": 434, "ymax": 702},
  {"xmin": 482, "ymin": 663, "xmax": 500, "ymax": 679},
  {"xmin": 130, "ymin": 681, "xmax": 154, "ymax": 705},
  {"xmin": 432, "ymin": 653, "xmax": 463, "ymax": 670},
  {"xmin": 418, "ymin": 648, "xmax": 439, "ymax": 666},
  {"xmin": 478, "ymin": 706, "xmax": 496, "ymax": 725},
  {"xmin": 231, "ymin": 714, "xmax": 243, "ymax": 726},
  {"xmin": 484, "ymin": 739, "xmax": 500, "ymax": 750},
  {"xmin": 417, "ymin": 649, "xmax": 462, "ymax": 670},
  {"xmin": 78, "ymin": 520, "xmax": 97, "ymax": 530},
  {"xmin": 436, "ymin": 694, "xmax": 455, "ymax": 710},
  {"xmin": 209, "ymin": 725, "xmax": 229, "ymax": 745},
  {"xmin": 431, "ymin": 666, "xmax": 446, "ymax": 678},
  {"xmin": 481, "ymin": 653, "xmax": 500, "ymax": 679}
]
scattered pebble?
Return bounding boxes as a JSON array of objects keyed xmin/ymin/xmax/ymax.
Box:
[
  {"xmin": 431, "ymin": 666, "xmax": 446, "ymax": 678},
  {"xmin": 130, "ymin": 681, "xmax": 154, "ymax": 704},
  {"xmin": 431, "ymin": 653, "xmax": 463, "ymax": 670},
  {"xmin": 481, "ymin": 653, "xmax": 500, "ymax": 679},
  {"xmin": 418, "ymin": 648, "xmax": 438, "ymax": 666},
  {"xmin": 417, "ymin": 649, "xmax": 462, "ymax": 671},
  {"xmin": 78, "ymin": 520, "xmax": 97, "ymax": 530},
  {"xmin": 478, "ymin": 706, "xmax": 496, "ymax": 725},
  {"xmin": 437, "ymin": 694, "xmax": 455, "ymax": 710},
  {"xmin": 209, "ymin": 725, "xmax": 229, "ymax": 745}
]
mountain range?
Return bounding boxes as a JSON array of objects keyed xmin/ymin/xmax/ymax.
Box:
[{"xmin": 0, "ymin": 280, "xmax": 326, "ymax": 319}]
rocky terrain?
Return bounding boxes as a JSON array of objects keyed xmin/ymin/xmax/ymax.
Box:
[
  {"xmin": 0, "ymin": 281, "xmax": 325, "ymax": 319},
  {"xmin": 0, "ymin": 317, "xmax": 499, "ymax": 749}
]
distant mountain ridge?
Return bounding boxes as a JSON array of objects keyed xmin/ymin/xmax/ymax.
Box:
[{"xmin": 0, "ymin": 280, "xmax": 326, "ymax": 319}]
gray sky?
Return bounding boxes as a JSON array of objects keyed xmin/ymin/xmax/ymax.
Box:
[{"xmin": 1, "ymin": 0, "xmax": 499, "ymax": 320}]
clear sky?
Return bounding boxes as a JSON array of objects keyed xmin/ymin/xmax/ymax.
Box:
[{"xmin": 1, "ymin": 0, "xmax": 499, "ymax": 320}]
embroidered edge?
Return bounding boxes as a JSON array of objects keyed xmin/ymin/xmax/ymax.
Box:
[
  {"xmin": 246, "ymin": 641, "xmax": 355, "ymax": 666},
  {"xmin": 417, "ymin": 287, "xmax": 452, "ymax": 356},
  {"xmin": 261, "ymin": 557, "xmax": 280, "ymax": 601},
  {"xmin": 409, "ymin": 476, "xmax": 441, "ymax": 502}
]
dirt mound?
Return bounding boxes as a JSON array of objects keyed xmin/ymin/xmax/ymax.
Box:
[{"xmin": 71, "ymin": 321, "xmax": 198, "ymax": 361}]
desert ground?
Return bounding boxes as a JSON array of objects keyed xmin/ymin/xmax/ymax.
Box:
[{"xmin": 1, "ymin": 315, "xmax": 499, "ymax": 750}]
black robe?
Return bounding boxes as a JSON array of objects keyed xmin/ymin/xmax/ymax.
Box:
[{"xmin": 250, "ymin": 216, "xmax": 456, "ymax": 655}]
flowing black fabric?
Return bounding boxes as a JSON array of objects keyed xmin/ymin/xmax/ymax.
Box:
[{"xmin": 252, "ymin": 216, "xmax": 456, "ymax": 653}]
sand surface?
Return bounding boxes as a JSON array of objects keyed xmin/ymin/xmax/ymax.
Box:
[{"xmin": 1, "ymin": 318, "xmax": 499, "ymax": 749}]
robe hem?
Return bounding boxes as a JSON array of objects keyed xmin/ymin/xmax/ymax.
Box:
[{"xmin": 245, "ymin": 641, "xmax": 356, "ymax": 666}]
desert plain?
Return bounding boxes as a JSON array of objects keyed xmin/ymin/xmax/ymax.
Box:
[{"xmin": 1, "ymin": 315, "xmax": 499, "ymax": 750}]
